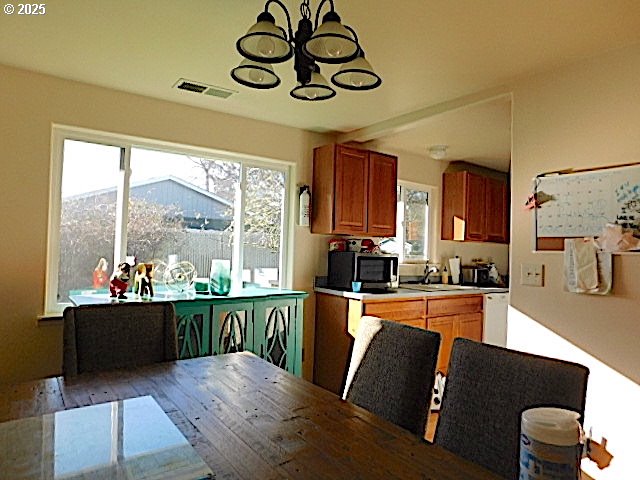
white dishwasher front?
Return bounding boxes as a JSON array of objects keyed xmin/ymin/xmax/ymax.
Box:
[{"xmin": 483, "ymin": 292, "xmax": 509, "ymax": 347}]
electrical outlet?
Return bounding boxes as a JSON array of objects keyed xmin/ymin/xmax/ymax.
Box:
[{"xmin": 521, "ymin": 263, "xmax": 544, "ymax": 286}]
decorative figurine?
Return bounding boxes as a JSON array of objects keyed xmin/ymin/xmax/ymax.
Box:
[
  {"xmin": 92, "ymin": 257, "xmax": 109, "ymax": 289},
  {"xmin": 109, "ymin": 262, "xmax": 131, "ymax": 299},
  {"xmin": 134, "ymin": 262, "xmax": 154, "ymax": 297}
]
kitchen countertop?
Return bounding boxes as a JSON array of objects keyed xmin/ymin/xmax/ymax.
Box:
[{"xmin": 314, "ymin": 284, "xmax": 508, "ymax": 300}]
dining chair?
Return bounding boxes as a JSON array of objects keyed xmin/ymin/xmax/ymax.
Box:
[
  {"xmin": 434, "ymin": 338, "xmax": 589, "ymax": 479},
  {"xmin": 342, "ymin": 315, "xmax": 441, "ymax": 436},
  {"xmin": 63, "ymin": 302, "xmax": 178, "ymax": 376}
]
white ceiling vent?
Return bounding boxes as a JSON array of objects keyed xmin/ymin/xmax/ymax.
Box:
[{"xmin": 173, "ymin": 78, "xmax": 237, "ymax": 99}]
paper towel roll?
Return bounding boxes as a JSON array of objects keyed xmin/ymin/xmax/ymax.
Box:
[{"xmin": 449, "ymin": 257, "xmax": 461, "ymax": 284}]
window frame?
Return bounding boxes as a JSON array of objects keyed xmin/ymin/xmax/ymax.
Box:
[
  {"xmin": 395, "ymin": 180, "xmax": 438, "ymax": 264},
  {"xmin": 45, "ymin": 125, "xmax": 294, "ymax": 315}
]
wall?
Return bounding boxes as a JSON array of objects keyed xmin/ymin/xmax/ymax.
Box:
[
  {"xmin": 0, "ymin": 63, "xmax": 330, "ymax": 383},
  {"xmin": 510, "ymin": 44, "xmax": 640, "ymax": 478}
]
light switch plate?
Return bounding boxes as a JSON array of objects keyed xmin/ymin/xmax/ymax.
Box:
[{"xmin": 521, "ymin": 263, "xmax": 544, "ymax": 286}]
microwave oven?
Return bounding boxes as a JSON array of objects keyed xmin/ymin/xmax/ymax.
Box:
[{"xmin": 327, "ymin": 251, "xmax": 399, "ymax": 291}]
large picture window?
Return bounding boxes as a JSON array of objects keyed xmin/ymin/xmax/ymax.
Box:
[{"xmin": 46, "ymin": 127, "xmax": 292, "ymax": 314}]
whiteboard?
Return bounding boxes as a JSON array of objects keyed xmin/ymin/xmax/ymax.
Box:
[{"xmin": 535, "ymin": 164, "xmax": 640, "ymax": 239}]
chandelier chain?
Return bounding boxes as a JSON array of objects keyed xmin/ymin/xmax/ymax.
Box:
[{"xmin": 300, "ymin": 0, "xmax": 311, "ymax": 20}]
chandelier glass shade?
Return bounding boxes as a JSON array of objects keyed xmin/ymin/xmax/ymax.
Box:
[
  {"xmin": 235, "ymin": 11, "xmax": 293, "ymax": 63},
  {"xmin": 302, "ymin": 11, "xmax": 359, "ymax": 63},
  {"xmin": 331, "ymin": 53, "xmax": 382, "ymax": 90},
  {"xmin": 290, "ymin": 67, "xmax": 336, "ymax": 100},
  {"xmin": 230, "ymin": 0, "xmax": 381, "ymax": 101},
  {"xmin": 230, "ymin": 59, "xmax": 281, "ymax": 89}
]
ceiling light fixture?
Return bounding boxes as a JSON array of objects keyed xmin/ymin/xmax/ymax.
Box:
[
  {"xmin": 230, "ymin": 0, "xmax": 381, "ymax": 101},
  {"xmin": 428, "ymin": 145, "xmax": 449, "ymax": 160}
]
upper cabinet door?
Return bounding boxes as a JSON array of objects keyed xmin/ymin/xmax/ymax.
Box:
[
  {"xmin": 485, "ymin": 177, "xmax": 509, "ymax": 243},
  {"xmin": 465, "ymin": 172, "xmax": 486, "ymax": 241},
  {"xmin": 441, "ymin": 170, "xmax": 509, "ymax": 243},
  {"xmin": 367, "ymin": 152, "xmax": 397, "ymax": 237},
  {"xmin": 441, "ymin": 172, "xmax": 465, "ymax": 241},
  {"xmin": 334, "ymin": 146, "xmax": 369, "ymax": 234}
]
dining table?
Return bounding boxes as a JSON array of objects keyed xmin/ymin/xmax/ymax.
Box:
[{"xmin": 0, "ymin": 352, "xmax": 501, "ymax": 479}]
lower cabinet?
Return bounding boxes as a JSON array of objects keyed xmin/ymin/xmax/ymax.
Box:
[
  {"xmin": 212, "ymin": 301, "xmax": 255, "ymax": 355},
  {"xmin": 175, "ymin": 295, "xmax": 305, "ymax": 376},
  {"xmin": 254, "ymin": 298, "xmax": 302, "ymax": 376},
  {"xmin": 175, "ymin": 302, "xmax": 212, "ymax": 359},
  {"xmin": 428, "ymin": 312, "xmax": 483, "ymax": 374},
  {"xmin": 314, "ymin": 293, "xmax": 483, "ymax": 395}
]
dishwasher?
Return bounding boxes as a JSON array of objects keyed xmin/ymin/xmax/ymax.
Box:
[{"xmin": 483, "ymin": 292, "xmax": 509, "ymax": 347}]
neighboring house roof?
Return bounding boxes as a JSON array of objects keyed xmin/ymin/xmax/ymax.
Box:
[{"xmin": 64, "ymin": 176, "xmax": 232, "ymax": 230}]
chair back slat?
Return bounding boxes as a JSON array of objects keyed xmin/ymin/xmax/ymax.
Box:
[
  {"xmin": 63, "ymin": 302, "xmax": 178, "ymax": 376},
  {"xmin": 343, "ymin": 316, "xmax": 441, "ymax": 437}
]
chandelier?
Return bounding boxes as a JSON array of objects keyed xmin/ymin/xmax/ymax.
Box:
[{"xmin": 230, "ymin": 0, "xmax": 381, "ymax": 101}]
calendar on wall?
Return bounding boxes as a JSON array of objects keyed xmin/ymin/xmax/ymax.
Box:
[{"xmin": 534, "ymin": 163, "xmax": 640, "ymax": 250}]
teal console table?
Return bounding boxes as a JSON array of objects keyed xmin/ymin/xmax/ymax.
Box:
[{"xmin": 69, "ymin": 286, "xmax": 308, "ymax": 376}]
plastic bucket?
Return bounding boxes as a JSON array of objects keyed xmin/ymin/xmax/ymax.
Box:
[{"xmin": 519, "ymin": 407, "xmax": 582, "ymax": 480}]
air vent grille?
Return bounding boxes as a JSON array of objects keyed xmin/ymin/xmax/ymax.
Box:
[
  {"xmin": 204, "ymin": 88, "xmax": 234, "ymax": 99},
  {"xmin": 177, "ymin": 81, "xmax": 207, "ymax": 93},
  {"xmin": 173, "ymin": 78, "xmax": 236, "ymax": 99}
]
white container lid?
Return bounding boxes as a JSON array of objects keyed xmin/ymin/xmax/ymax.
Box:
[{"xmin": 521, "ymin": 407, "xmax": 581, "ymax": 446}]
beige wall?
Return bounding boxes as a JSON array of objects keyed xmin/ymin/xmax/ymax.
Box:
[
  {"xmin": 510, "ymin": 45, "xmax": 640, "ymax": 478},
  {"xmin": 0, "ymin": 63, "xmax": 330, "ymax": 383},
  {"xmin": 510, "ymin": 44, "xmax": 640, "ymax": 384}
]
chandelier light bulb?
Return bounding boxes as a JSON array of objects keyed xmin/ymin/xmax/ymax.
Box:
[
  {"xmin": 348, "ymin": 72, "xmax": 367, "ymax": 88},
  {"xmin": 325, "ymin": 39, "xmax": 343, "ymax": 58},
  {"xmin": 257, "ymin": 36, "xmax": 276, "ymax": 57},
  {"xmin": 249, "ymin": 69, "xmax": 266, "ymax": 84}
]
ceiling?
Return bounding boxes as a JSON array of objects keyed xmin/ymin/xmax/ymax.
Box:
[{"xmin": 1, "ymin": 1, "xmax": 639, "ymax": 171}]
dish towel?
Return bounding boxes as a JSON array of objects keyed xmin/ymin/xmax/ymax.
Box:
[{"xmin": 564, "ymin": 238, "xmax": 599, "ymax": 293}]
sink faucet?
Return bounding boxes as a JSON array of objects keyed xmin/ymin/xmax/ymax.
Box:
[{"xmin": 423, "ymin": 264, "xmax": 439, "ymax": 284}]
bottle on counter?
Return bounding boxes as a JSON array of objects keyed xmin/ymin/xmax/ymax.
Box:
[{"xmin": 442, "ymin": 265, "xmax": 449, "ymax": 284}]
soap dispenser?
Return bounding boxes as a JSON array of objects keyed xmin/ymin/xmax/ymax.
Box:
[{"xmin": 442, "ymin": 264, "xmax": 449, "ymax": 284}]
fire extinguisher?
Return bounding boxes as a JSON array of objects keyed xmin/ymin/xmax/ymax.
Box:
[{"xmin": 299, "ymin": 185, "xmax": 310, "ymax": 226}]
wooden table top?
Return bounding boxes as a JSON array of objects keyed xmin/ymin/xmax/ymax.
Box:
[{"xmin": 0, "ymin": 353, "xmax": 501, "ymax": 480}]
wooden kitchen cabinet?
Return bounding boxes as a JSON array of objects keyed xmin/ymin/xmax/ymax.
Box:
[
  {"xmin": 485, "ymin": 176, "xmax": 509, "ymax": 242},
  {"xmin": 366, "ymin": 152, "xmax": 398, "ymax": 236},
  {"xmin": 352, "ymin": 297, "xmax": 427, "ymax": 334},
  {"xmin": 426, "ymin": 294, "xmax": 483, "ymax": 374},
  {"xmin": 441, "ymin": 171, "xmax": 509, "ymax": 243},
  {"xmin": 314, "ymin": 293, "xmax": 483, "ymax": 395},
  {"xmin": 428, "ymin": 312, "xmax": 483, "ymax": 374},
  {"xmin": 312, "ymin": 144, "xmax": 397, "ymax": 236}
]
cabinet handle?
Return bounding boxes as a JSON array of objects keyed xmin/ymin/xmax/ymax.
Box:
[{"xmin": 260, "ymin": 345, "xmax": 264, "ymax": 358}]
